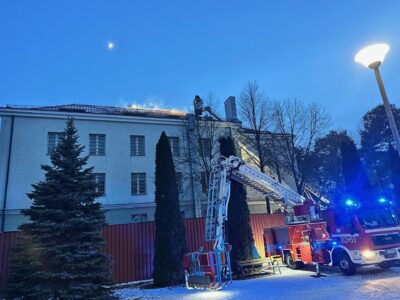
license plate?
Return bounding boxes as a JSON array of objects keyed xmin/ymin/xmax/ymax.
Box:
[{"xmin": 384, "ymin": 249, "xmax": 397, "ymax": 259}]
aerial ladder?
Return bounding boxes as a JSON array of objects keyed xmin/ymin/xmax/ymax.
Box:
[{"xmin": 182, "ymin": 156, "xmax": 330, "ymax": 290}]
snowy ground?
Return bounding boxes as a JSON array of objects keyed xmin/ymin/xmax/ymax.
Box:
[{"xmin": 113, "ymin": 265, "xmax": 400, "ymax": 300}]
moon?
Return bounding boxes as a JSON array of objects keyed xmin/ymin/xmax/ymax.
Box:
[{"xmin": 107, "ymin": 42, "xmax": 114, "ymax": 50}]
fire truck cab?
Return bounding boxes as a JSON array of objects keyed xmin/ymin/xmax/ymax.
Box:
[
  {"xmin": 265, "ymin": 199, "xmax": 400, "ymax": 275},
  {"xmin": 326, "ymin": 200, "xmax": 400, "ymax": 275}
]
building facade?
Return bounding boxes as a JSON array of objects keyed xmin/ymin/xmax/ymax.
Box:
[{"xmin": 0, "ymin": 100, "xmax": 293, "ymax": 231}]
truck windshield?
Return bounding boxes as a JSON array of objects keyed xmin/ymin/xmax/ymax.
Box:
[{"xmin": 358, "ymin": 208, "xmax": 399, "ymax": 229}]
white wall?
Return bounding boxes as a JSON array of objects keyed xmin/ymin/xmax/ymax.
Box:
[
  {"xmin": 1, "ymin": 113, "xmax": 191, "ymax": 211},
  {"xmin": 0, "ymin": 109, "xmax": 287, "ymax": 230}
]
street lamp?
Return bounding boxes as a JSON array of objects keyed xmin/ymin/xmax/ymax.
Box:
[{"xmin": 355, "ymin": 43, "xmax": 400, "ymax": 156}]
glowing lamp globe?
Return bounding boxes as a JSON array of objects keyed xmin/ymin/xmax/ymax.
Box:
[{"xmin": 354, "ymin": 43, "xmax": 390, "ymax": 69}]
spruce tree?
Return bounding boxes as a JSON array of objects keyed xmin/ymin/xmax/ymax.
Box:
[
  {"xmin": 389, "ymin": 144, "xmax": 400, "ymax": 205},
  {"xmin": 153, "ymin": 132, "xmax": 187, "ymax": 287},
  {"xmin": 219, "ymin": 136, "xmax": 255, "ymax": 273},
  {"xmin": 3, "ymin": 118, "xmax": 111, "ymax": 299},
  {"xmin": 340, "ymin": 138, "xmax": 373, "ymax": 203},
  {"xmin": 360, "ymin": 104, "xmax": 400, "ymax": 191}
]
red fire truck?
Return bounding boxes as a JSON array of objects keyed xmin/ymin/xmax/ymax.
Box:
[
  {"xmin": 265, "ymin": 199, "xmax": 400, "ymax": 275},
  {"xmin": 183, "ymin": 156, "xmax": 400, "ymax": 290},
  {"xmin": 183, "ymin": 156, "xmax": 332, "ymax": 289},
  {"xmin": 264, "ymin": 200, "xmax": 332, "ymax": 272}
]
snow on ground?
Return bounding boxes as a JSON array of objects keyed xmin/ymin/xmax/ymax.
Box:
[{"xmin": 113, "ymin": 266, "xmax": 400, "ymax": 300}]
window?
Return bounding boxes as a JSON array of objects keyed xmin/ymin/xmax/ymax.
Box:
[
  {"xmin": 198, "ymin": 138, "xmax": 212, "ymax": 158},
  {"xmin": 130, "ymin": 135, "xmax": 145, "ymax": 156},
  {"xmin": 47, "ymin": 132, "xmax": 64, "ymax": 154},
  {"xmin": 168, "ymin": 136, "xmax": 180, "ymax": 157},
  {"xmin": 131, "ymin": 214, "xmax": 147, "ymax": 223},
  {"xmin": 176, "ymin": 172, "xmax": 183, "ymax": 193},
  {"xmin": 358, "ymin": 207, "xmax": 399, "ymax": 229},
  {"xmin": 93, "ymin": 173, "xmax": 106, "ymax": 196},
  {"xmin": 89, "ymin": 134, "xmax": 106, "ymax": 156},
  {"xmin": 131, "ymin": 173, "xmax": 146, "ymax": 195},
  {"xmin": 200, "ymin": 172, "xmax": 208, "ymax": 193}
]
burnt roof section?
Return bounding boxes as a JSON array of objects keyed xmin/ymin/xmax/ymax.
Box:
[{"xmin": 2, "ymin": 104, "xmax": 187, "ymax": 120}]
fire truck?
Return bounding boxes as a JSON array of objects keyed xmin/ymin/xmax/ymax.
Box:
[
  {"xmin": 182, "ymin": 155, "xmax": 400, "ymax": 289},
  {"xmin": 265, "ymin": 199, "xmax": 400, "ymax": 275},
  {"xmin": 322, "ymin": 199, "xmax": 400, "ymax": 275},
  {"xmin": 182, "ymin": 155, "xmax": 332, "ymax": 289}
]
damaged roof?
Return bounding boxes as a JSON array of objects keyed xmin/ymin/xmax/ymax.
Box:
[{"xmin": 2, "ymin": 104, "xmax": 188, "ymax": 120}]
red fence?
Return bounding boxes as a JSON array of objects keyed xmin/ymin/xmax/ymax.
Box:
[
  {"xmin": 0, "ymin": 213, "xmax": 285, "ymax": 287},
  {"xmin": 0, "ymin": 231, "xmax": 18, "ymax": 288}
]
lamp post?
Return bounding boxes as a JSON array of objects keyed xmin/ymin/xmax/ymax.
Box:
[{"xmin": 355, "ymin": 43, "xmax": 400, "ymax": 157}]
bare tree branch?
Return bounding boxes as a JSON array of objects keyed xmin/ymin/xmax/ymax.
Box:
[{"xmin": 271, "ymin": 98, "xmax": 331, "ymax": 193}]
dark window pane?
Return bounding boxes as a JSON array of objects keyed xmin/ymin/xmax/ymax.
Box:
[
  {"xmin": 89, "ymin": 134, "xmax": 106, "ymax": 156},
  {"xmin": 200, "ymin": 172, "xmax": 208, "ymax": 193},
  {"xmin": 168, "ymin": 136, "xmax": 180, "ymax": 157},
  {"xmin": 93, "ymin": 173, "xmax": 106, "ymax": 196},
  {"xmin": 131, "ymin": 214, "xmax": 147, "ymax": 223},
  {"xmin": 130, "ymin": 135, "xmax": 145, "ymax": 156},
  {"xmin": 47, "ymin": 132, "xmax": 64, "ymax": 154},
  {"xmin": 131, "ymin": 173, "xmax": 146, "ymax": 195},
  {"xmin": 198, "ymin": 138, "xmax": 212, "ymax": 158},
  {"xmin": 176, "ymin": 172, "xmax": 183, "ymax": 193}
]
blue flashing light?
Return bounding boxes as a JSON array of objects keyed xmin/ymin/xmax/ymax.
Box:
[
  {"xmin": 345, "ymin": 199, "xmax": 354, "ymax": 206},
  {"xmin": 378, "ymin": 197, "xmax": 387, "ymax": 203},
  {"xmin": 332, "ymin": 241, "xmax": 338, "ymax": 246},
  {"xmin": 277, "ymin": 245, "xmax": 282, "ymax": 250}
]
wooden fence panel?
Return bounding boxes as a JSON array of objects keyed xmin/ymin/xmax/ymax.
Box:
[{"xmin": 0, "ymin": 213, "xmax": 285, "ymax": 287}]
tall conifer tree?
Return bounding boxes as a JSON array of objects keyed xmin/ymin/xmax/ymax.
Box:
[
  {"xmin": 389, "ymin": 144, "xmax": 400, "ymax": 205},
  {"xmin": 219, "ymin": 136, "xmax": 255, "ymax": 273},
  {"xmin": 153, "ymin": 132, "xmax": 187, "ymax": 287},
  {"xmin": 3, "ymin": 118, "xmax": 111, "ymax": 299},
  {"xmin": 340, "ymin": 138, "xmax": 373, "ymax": 202}
]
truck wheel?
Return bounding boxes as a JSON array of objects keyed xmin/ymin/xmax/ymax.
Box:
[
  {"xmin": 285, "ymin": 253, "xmax": 303, "ymax": 270},
  {"xmin": 338, "ymin": 253, "xmax": 356, "ymax": 276}
]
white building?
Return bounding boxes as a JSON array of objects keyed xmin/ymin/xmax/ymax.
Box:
[{"xmin": 0, "ymin": 99, "xmax": 292, "ymax": 231}]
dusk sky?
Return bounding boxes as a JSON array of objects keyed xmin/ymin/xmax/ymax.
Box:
[{"xmin": 1, "ymin": 1, "xmax": 400, "ymax": 133}]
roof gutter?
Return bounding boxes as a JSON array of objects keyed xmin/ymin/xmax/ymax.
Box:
[{"xmin": 1, "ymin": 115, "xmax": 14, "ymax": 232}]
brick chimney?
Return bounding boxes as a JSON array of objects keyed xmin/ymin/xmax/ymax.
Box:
[{"xmin": 224, "ymin": 96, "xmax": 240, "ymax": 123}]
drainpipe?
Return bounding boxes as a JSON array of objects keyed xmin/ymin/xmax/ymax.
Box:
[{"xmin": 1, "ymin": 115, "xmax": 14, "ymax": 232}]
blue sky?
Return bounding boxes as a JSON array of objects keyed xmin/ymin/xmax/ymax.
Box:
[{"xmin": 1, "ymin": 1, "xmax": 400, "ymax": 133}]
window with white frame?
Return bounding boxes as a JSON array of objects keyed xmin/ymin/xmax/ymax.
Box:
[
  {"xmin": 131, "ymin": 214, "xmax": 147, "ymax": 223},
  {"xmin": 89, "ymin": 134, "xmax": 106, "ymax": 156},
  {"xmin": 198, "ymin": 137, "xmax": 212, "ymax": 158},
  {"xmin": 176, "ymin": 172, "xmax": 183, "ymax": 193},
  {"xmin": 131, "ymin": 173, "xmax": 146, "ymax": 195},
  {"xmin": 47, "ymin": 132, "xmax": 64, "ymax": 154},
  {"xmin": 130, "ymin": 135, "xmax": 145, "ymax": 156},
  {"xmin": 168, "ymin": 136, "xmax": 180, "ymax": 157},
  {"xmin": 200, "ymin": 172, "xmax": 208, "ymax": 193},
  {"xmin": 93, "ymin": 173, "xmax": 106, "ymax": 196}
]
